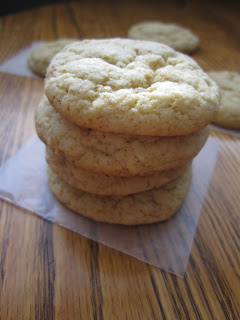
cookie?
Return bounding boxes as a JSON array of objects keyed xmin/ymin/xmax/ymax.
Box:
[
  {"xmin": 47, "ymin": 166, "xmax": 192, "ymax": 225},
  {"xmin": 35, "ymin": 96, "xmax": 209, "ymax": 177},
  {"xmin": 45, "ymin": 38, "xmax": 220, "ymax": 136},
  {"xmin": 46, "ymin": 147, "xmax": 191, "ymax": 196},
  {"xmin": 128, "ymin": 22, "xmax": 199, "ymax": 53},
  {"xmin": 28, "ymin": 39, "xmax": 77, "ymax": 77},
  {"xmin": 208, "ymin": 71, "xmax": 240, "ymax": 129}
]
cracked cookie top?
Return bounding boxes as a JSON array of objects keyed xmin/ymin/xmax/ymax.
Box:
[{"xmin": 45, "ymin": 38, "xmax": 220, "ymax": 136}]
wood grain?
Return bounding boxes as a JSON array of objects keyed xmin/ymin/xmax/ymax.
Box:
[{"xmin": 0, "ymin": 1, "xmax": 239, "ymax": 319}]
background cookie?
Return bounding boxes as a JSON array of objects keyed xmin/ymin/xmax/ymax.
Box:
[
  {"xmin": 28, "ymin": 39, "xmax": 77, "ymax": 77},
  {"xmin": 45, "ymin": 38, "xmax": 220, "ymax": 136},
  {"xmin": 208, "ymin": 71, "xmax": 240, "ymax": 129},
  {"xmin": 46, "ymin": 147, "xmax": 191, "ymax": 196},
  {"xmin": 47, "ymin": 166, "xmax": 192, "ymax": 225},
  {"xmin": 128, "ymin": 21, "xmax": 199, "ymax": 53},
  {"xmin": 35, "ymin": 96, "xmax": 209, "ymax": 177}
]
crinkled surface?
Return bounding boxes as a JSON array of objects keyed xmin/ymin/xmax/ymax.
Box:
[
  {"xmin": 35, "ymin": 96, "xmax": 208, "ymax": 176},
  {"xmin": 45, "ymin": 38, "xmax": 220, "ymax": 136},
  {"xmin": 208, "ymin": 71, "xmax": 240, "ymax": 129},
  {"xmin": 46, "ymin": 147, "xmax": 190, "ymax": 195},
  {"xmin": 128, "ymin": 21, "xmax": 199, "ymax": 53},
  {"xmin": 28, "ymin": 39, "xmax": 77, "ymax": 77},
  {"xmin": 47, "ymin": 166, "xmax": 192, "ymax": 225}
]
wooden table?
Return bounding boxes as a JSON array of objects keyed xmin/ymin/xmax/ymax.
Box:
[{"xmin": 0, "ymin": 1, "xmax": 239, "ymax": 319}]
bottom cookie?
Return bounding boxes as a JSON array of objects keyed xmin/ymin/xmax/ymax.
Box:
[{"xmin": 47, "ymin": 166, "xmax": 192, "ymax": 225}]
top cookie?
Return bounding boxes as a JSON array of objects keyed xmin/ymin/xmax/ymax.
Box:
[
  {"xmin": 45, "ymin": 38, "xmax": 220, "ymax": 136},
  {"xmin": 128, "ymin": 22, "xmax": 199, "ymax": 53},
  {"xmin": 208, "ymin": 71, "xmax": 240, "ymax": 129},
  {"xmin": 28, "ymin": 39, "xmax": 77, "ymax": 77}
]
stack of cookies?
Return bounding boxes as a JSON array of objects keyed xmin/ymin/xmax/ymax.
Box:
[{"xmin": 35, "ymin": 39, "xmax": 220, "ymax": 225}]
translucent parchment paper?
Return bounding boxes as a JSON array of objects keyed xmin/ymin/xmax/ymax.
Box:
[
  {"xmin": 0, "ymin": 136, "xmax": 219, "ymax": 277},
  {"xmin": 0, "ymin": 42, "xmax": 44, "ymax": 79}
]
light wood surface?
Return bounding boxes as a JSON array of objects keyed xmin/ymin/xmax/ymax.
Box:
[{"xmin": 0, "ymin": 1, "xmax": 240, "ymax": 319}]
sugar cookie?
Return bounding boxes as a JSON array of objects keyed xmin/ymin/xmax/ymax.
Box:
[
  {"xmin": 28, "ymin": 39, "xmax": 76, "ymax": 77},
  {"xmin": 47, "ymin": 166, "xmax": 192, "ymax": 225},
  {"xmin": 46, "ymin": 147, "xmax": 191, "ymax": 195},
  {"xmin": 208, "ymin": 71, "xmax": 240, "ymax": 129},
  {"xmin": 128, "ymin": 21, "xmax": 199, "ymax": 53},
  {"xmin": 45, "ymin": 38, "xmax": 219, "ymax": 136},
  {"xmin": 35, "ymin": 96, "xmax": 209, "ymax": 177}
]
